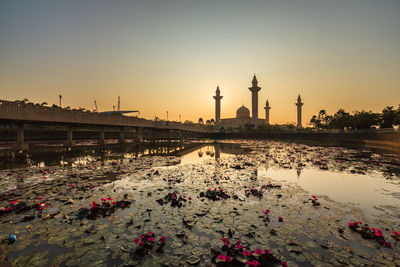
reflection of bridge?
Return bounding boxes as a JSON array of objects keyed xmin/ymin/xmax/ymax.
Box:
[{"xmin": 0, "ymin": 100, "xmax": 209, "ymax": 149}]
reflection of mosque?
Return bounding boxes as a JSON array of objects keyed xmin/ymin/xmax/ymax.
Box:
[{"xmin": 0, "ymin": 142, "xmax": 248, "ymax": 169}]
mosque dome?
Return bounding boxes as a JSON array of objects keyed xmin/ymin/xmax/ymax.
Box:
[{"xmin": 236, "ymin": 105, "xmax": 250, "ymax": 118}]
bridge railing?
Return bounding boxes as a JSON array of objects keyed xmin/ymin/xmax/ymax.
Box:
[{"xmin": 0, "ymin": 100, "xmax": 208, "ymax": 133}]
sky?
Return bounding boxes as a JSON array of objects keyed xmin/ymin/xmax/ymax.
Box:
[{"xmin": 1, "ymin": 0, "xmax": 399, "ymax": 125}]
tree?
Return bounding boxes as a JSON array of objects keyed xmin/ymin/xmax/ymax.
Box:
[
  {"xmin": 351, "ymin": 111, "xmax": 379, "ymax": 130},
  {"xmin": 330, "ymin": 109, "xmax": 351, "ymax": 130},
  {"xmin": 395, "ymin": 105, "xmax": 400, "ymax": 126},
  {"xmin": 379, "ymin": 106, "xmax": 397, "ymax": 128},
  {"xmin": 41, "ymin": 102, "xmax": 48, "ymax": 106},
  {"xmin": 198, "ymin": 118, "xmax": 204, "ymax": 124},
  {"xmin": 310, "ymin": 110, "xmax": 331, "ymax": 129}
]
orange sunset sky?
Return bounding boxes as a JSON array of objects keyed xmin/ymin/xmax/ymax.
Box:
[{"xmin": 1, "ymin": 0, "xmax": 399, "ymax": 125}]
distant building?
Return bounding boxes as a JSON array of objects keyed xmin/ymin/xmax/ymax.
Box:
[
  {"xmin": 213, "ymin": 75, "xmax": 268, "ymax": 128},
  {"xmin": 212, "ymin": 75, "xmax": 303, "ymax": 129}
]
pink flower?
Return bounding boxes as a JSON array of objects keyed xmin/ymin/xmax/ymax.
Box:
[
  {"xmin": 242, "ymin": 250, "xmax": 252, "ymax": 257},
  {"xmin": 221, "ymin": 238, "xmax": 229, "ymax": 243},
  {"xmin": 281, "ymin": 262, "xmax": 288, "ymax": 267},
  {"xmin": 111, "ymin": 202, "xmax": 117, "ymax": 205},
  {"xmin": 107, "ymin": 197, "xmax": 113, "ymax": 200},
  {"xmin": 3, "ymin": 207, "xmax": 10, "ymax": 212},
  {"xmin": 139, "ymin": 235, "xmax": 145, "ymax": 239},
  {"xmin": 235, "ymin": 244, "xmax": 244, "ymax": 249},
  {"xmin": 91, "ymin": 201, "xmax": 97, "ymax": 205},
  {"xmin": 38, "ymin": 197, "xmax": 44, "ymax": 200},
  {"xmin": 312, "ymin": 195, "xmax": 317, "ymax": 198},
  {"xmin": 348, "ymin": 222, "xmax": 354, "ymax": 227},
  {"xmin": 121, "ymin": 203, "xmax": 125, "ymax": 207},
  {"xmin": 375, "ymin": 232, "xmax": 382, "ymax": 237},
  {"xmin": 148, "ymin": 237, "xmax": 155, "ymax": 242},
  {"xmin": 159, "ymin": 236, "xmax": 166, "ymax": 242},
  {"xmin": 9, "ymin": 201, "xmax": 16, "ymax": 204},
  {"xmin": 236, "ymin": 240, "xmax": 241, "ymax": 244},
  {"xmin": 138, "ymin": 241, "xmax": 144, "ymax": 246},
  {"xmin": 264, "ymin": 249, "xmax": 271, "ymax": 254},
  {"xmin": 224, "ymin": 242, "xmax": 229, "ymax": 246},
  {"xmin": 100, "ymin": 198, "xmax": 106, "ymax": 202},
  {"xmin": 148, "ymin": 232, "xmax": 153, "ymax": 236},
  {"xmin": 251, "ymin": 260, "xmax": 260, "ymax": 266},
  {"xmin": 218, "ymin": 254, "xmax": 224, "ymax": 260},
  {"xmin": 264, "ymin": 209, "xmax": 270, "ymax": 214},
  {"xmin": 254, "ymin": 249, "xmax": 263, "ymax": 255},
  {"xmin": 279, "ymin": 216, "xmax": 283, "ymax": 222},
  {"xmin": 134, "ymin": 238, "xmax": 139, "ymax": 243}
]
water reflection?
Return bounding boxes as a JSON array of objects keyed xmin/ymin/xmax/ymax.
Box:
[
  {"xmin": 260, "ymin": 167, "xmax": 400, "ymax": 215},
  {"xmin": 0, "ymin": 142, "xmax": 249, "ymax": 170}
]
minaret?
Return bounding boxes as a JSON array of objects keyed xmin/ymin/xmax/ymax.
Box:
[
  {"xmin": 264, "ymin": 100, "xmax": 271, "ymax": 124},
  {"xmin": 248, "ymin": 75, "xmax": 261, "ymax": 124},
  {"xmin": 213, "ymin": 86, "xmax": 223, "ymax": 127},
  {"xmin": 296, "ymin": 94, "xmax": 303, "ymax": 128}
]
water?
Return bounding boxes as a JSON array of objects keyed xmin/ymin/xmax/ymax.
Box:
[
  {"xmin": 260, "ymin": 167, "xmax": 400, "ymax": 215},
  {"xmin": 0, "ymin": 140, "xmax": 399, "ymax": 266}
]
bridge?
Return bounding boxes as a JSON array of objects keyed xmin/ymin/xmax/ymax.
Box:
[{"xmin": 0, "ymin": 99, "xmax": 209, "ymax": 149}]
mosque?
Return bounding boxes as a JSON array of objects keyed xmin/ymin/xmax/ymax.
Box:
[{"xmin": 213, "ymin": 75, "xmax": 304, "ymax": 129}]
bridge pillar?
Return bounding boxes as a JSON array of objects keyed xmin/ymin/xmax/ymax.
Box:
[
  {"xmin": 16, "ymin": 123, "xmax": 28, "ymax": 150},
  {"xmin": 118, "ymin": 126, "xmax": 125, "ymax": 144},
  {"xmin": 67, "ymin": 125, "xmax": 75, "ymax": 147},
  {"xmin": 99, "ymin": 126, "xmax": 105, "ymax": 146}
]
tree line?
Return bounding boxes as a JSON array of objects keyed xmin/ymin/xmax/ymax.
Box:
[{"xmin": 310, "ymin": 105, "xmax": 400, "ymax": 130}]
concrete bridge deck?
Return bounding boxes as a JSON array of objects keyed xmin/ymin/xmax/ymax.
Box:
[
  {"xmin": 0, "ymin": 100, "xmax": 207, "ymax": 132},
  {"xmin": 0, "ymin": 99, "xmax": 209, "ymax": 149}
]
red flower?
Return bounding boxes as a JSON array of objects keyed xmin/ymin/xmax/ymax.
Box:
[
  {"xmin": 159, "ymin": 236, "xmax": 166, "ymax": 242},
  {"xmin": 9, "ymin": 201, "xmax": 16, "ymax": 204},
  {"xmin": 138, "ymin": 241, "xmax": 144, "ymax": 246},
  {"xmin": 100, "ymin": 198, "xmax": 106, "ymax": 202},
  {"xmin": 254, "ymin": 249, "xmax": 263, "ymax": 255},
  {"xmin": 242, "ymin": 250, "xmax": 252, "ymax": 257},
  {"xmin": 221, "ymin": 238, "xmax": 229, "ymax": 243},
  {"xmin": 38, "ymin": 197, "xmax": 44, "ymax": 200},
  {"xmin": 264, "ymin": 249, "xmax": 271, "ymax": 254},
  {"xmin": 107, "ymin": 197, "xmax": 113, "ymax": 201},
  {"xmin": 278, "ymin": 216, "xmax": 283, "ymax": 222},
  {"xmin": 111, "ymin": 202, "xmax": 117, "ymax": 205},
  {"xmin": 264, "ymin": 209, "xmax": 270, "ymax": 214},
  {"xmin": 280, "ymin": 262, "xmax": 288, "ymax": 267},
  {"xmin": 134, "ymin": 238, "xmax": 139, "ymax": 243},
  {"xmin": 148, "ymin": 237, "xmax": 155, "ymax": 242}
]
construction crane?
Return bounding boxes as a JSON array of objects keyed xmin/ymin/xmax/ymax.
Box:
[
  {"xmin": 94, "ymin": 99, "xmax": 98, "ymax": 112},
  {"xmin": 99, "ymin": 96, "xmax": 140, "ymax": 116}
]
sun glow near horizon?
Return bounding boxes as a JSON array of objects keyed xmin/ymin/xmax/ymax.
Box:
[{"xmin": 1, "ymin": 0, "xmax": 399, "ymax": 125}]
